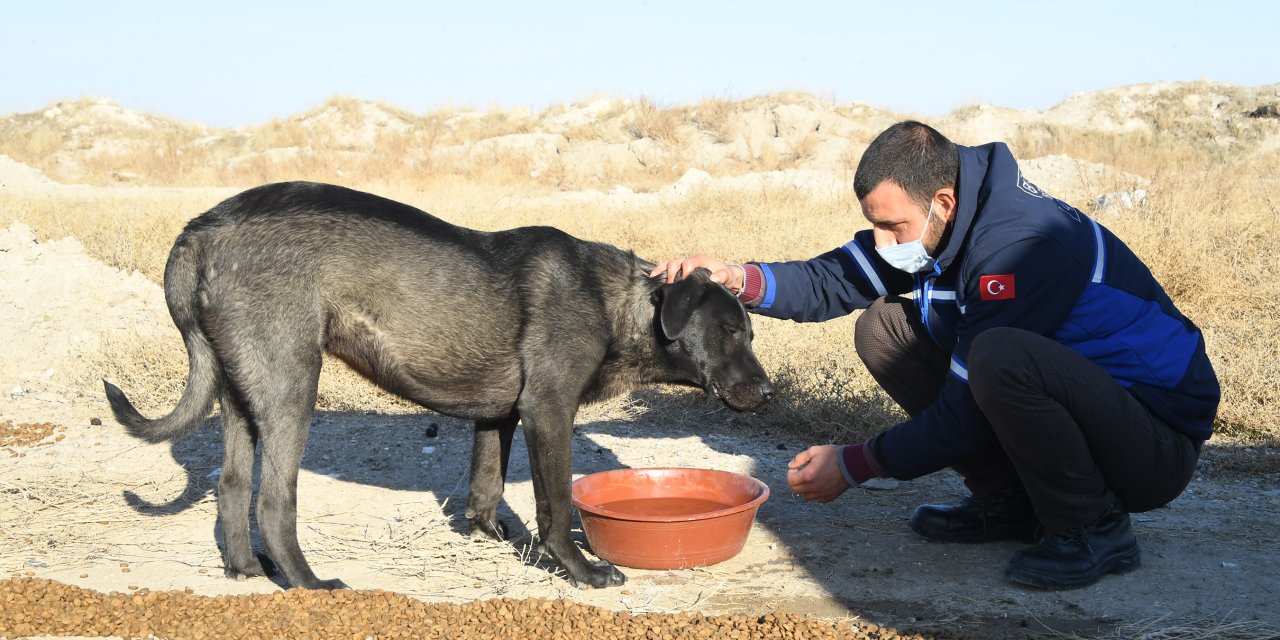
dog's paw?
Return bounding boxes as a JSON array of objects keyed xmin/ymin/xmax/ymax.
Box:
[
  {"xmin": 223, "ymin": 555, "xmax": 268, "ymax": 581},
  {"xmin": 224, "ymin": 564, "xmax": 265, "ymax": 582},
  {"xmin": 469, "ymin": 516, "xmax": 509, "ymax": 542},
  {"xmin": 305, "ymin": 578, "xmax": 349, "ymax": 590},
  {"xmin": 568, "ymin": 560, "xmax": 626, "ymax": 589}
]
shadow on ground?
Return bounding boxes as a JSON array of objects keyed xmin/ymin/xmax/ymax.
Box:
[{"xmin": 120, "ymin": 389, "xmax": 1280, "ymax": 639}]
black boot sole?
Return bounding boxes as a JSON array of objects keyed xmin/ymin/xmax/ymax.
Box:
[
  {"xmin": 1004, "ymin": 543, "xmax": 1141, "ymax": 590},
  {"xmin": 910, "ymin": 519, "xmax": 989, "ymax": 543}
]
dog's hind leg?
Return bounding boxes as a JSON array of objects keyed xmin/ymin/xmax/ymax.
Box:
[
  {"xmin": 210, "ymin": 298, "xmax": 342, "ymax": 591},
  {"xmin": 465, "ymin": 412, "xmax": 518, "ymax": 541},
  {"xmin": 216, "ymin": 382, "xmax": 266, "ymax": 581},
  {"xmin": 248, "ymin": 353, "xmax": 346, "ymax": 590}
]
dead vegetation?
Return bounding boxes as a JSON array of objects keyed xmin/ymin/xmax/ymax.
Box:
[{"xmin": 1, "ymin": 81, "xmax": 1278, "ymax": 453}]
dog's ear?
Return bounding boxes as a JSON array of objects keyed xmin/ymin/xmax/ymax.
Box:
[{"xmin": 655, "ymin": 269, "xmax": 710, "ymax": 339}]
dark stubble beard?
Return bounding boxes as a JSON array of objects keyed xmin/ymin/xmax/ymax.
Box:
[{"xmin": 922, "ymin": 206, "xmax": 952, "ymax": 258}]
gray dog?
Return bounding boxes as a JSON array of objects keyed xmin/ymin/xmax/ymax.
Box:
[{"xmin": 104, "ymin": 181, "xmax": 775, "ymax": 590}]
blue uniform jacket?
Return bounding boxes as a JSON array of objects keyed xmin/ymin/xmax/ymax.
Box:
[{"xmin": 751, "ymin": 142, "xmax": 1219, "ymax": 480}]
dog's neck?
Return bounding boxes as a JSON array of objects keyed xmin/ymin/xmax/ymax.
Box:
[
  {"xmin": 617, "ymin": 271, "xmax": 698, "ymax": 384},
  {"xmin": 580, "ymin": 262, "xmax": 699, "ymax": 405},
  {"xmin": 614, "ymin": 268, "xmax": 672, "ymax": 370}
]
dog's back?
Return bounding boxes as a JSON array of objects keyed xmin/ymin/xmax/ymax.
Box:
[{"xmin": 120, "ymin": 181, "xmax": 647, "ymax": 430}]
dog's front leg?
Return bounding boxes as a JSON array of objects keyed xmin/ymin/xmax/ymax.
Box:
[{"xmin": 520, "ymin": 402, "xmax": 625, "ymax": 589}]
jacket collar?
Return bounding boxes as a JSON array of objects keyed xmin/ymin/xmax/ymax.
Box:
[{"xmin": 935, "ymin": 142, "xmax": 1007, "ymax": 272}]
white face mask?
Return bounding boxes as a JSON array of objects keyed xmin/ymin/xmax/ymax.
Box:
[{"xmin": 876, "ymin": 200, "xmax": 937, "ymax": 274}]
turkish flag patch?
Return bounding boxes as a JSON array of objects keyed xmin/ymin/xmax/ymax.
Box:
[{"xmin": 979, "ymin": 274, "xmax": 1016, "ymax": 301}]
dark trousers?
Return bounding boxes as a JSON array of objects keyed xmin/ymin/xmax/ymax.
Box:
[{"xmin": 853, "ymin": 296, "xmax": 1200, "ymax": 530}]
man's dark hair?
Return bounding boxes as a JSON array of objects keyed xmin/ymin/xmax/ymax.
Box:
[{"xmin": 853, "ymin": 121, "xmax": 960, "ymax": 208}]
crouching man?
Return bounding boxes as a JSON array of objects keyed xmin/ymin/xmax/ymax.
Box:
[{"xmin": 653, "ymin": 121, "xmax": 1218, "ymax": 589}]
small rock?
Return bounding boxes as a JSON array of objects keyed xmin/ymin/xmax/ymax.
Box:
[
  {"xmin": 1094, "ymin": 188, "xmax": 1147, "ymax": 214},
  {"xmin": 775, "ymin": 443, "xmax": 787, "ymax": 451},
  {"xmin": 1246, "ymin": 103, "xmax": 1279, "ymax": 119},
  {"xmin": 421, "ymin": 446, "xmax": 436, "ymax": 455},
  {"xmin": 425, "ymin": 423, "xmax": 439, "ymax": 438},
  {"xmin": 860, "ymin": 478, "xmax": 900, "ymax": 491},
  {"xmin": 90, "ymin": 417, "xmax": 102, "ymax": 426}
]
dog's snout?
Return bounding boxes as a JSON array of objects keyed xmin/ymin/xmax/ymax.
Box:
[{"xmin": 759, "ymin": 379, "xmax": 777, "ymax": 403}]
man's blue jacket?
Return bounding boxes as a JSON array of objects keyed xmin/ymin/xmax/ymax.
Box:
[{"xmin": 750, "ymin": 142, "xmax": 1220, "ymax": 480}]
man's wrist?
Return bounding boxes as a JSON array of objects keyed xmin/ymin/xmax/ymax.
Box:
[
  {"xmin": 730, "ymin": 263, "xmax": 746, "ymax": 293},
  {"xmin": 838, "ymin": 442, "xmax": 884, "ymax": 486}
]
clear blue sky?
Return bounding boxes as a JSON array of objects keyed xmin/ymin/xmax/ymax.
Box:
[{"xmin": 3, "ymin": 1, "xmax": 1276, "ymax": 128}]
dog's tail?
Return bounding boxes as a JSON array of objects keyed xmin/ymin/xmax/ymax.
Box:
[{"xmin": 104, "ymin": 232, "xmax": 219, "ymax": 443}]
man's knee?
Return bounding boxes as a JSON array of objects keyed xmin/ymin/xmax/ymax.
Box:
[
  {"xmin": 968, "ymin": 327, "xmax": 1036, "ymax": 406},
  {"xmin": 854, "ymin": 297, "xmax": 898, "ymax": 369},
  {"xmin": 854, "ymin": 297, "xmax": 894, "ymax": 339}
]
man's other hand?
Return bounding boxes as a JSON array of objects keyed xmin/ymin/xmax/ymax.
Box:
[{"xmin": 787, "ymin": 445, "xmax": 851, "ymax": 503}]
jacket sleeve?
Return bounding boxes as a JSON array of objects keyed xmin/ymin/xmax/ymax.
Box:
[
  {"xmin": 869, "ymin": 234, "xmax": 1091, "ymax": 480},
  {"xmin": 751, "ymin": 230, "xmax": 914, "ymax": 322}
]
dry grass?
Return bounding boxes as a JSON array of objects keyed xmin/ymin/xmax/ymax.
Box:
[
  {"xmin": 623, "ymin": 97, "xmax": 684, "ymax": 145},
  {"xmin": 0, "ymin": 189, "xmax": 228, "ymax": 281},
  {"xmin": 687, "ymin": 97, "xmax": 739, "ymax": 144},
  {"xmin": 1128, "ymin": 160, "xmax": 1280, "ymax": 441},
  {"xmin": 1068, "ymin": 614, "xmax": 1280, "ymax": 640},
  {"xmin": 2, "ymin": 91, "xmax": 1278, "ymax": 459}
]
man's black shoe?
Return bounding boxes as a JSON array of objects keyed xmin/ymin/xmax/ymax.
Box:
[
  {"xmin": 1004, "ymin": 504, "xmax": 1140, "ymax": 590},
  {"xmin": 909, "ymin": 490, "xmax": 1040, "ymax": 543}
]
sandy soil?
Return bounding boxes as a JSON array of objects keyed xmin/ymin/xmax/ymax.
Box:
[{"xmin": 2, "ymin": 214, "xmax": 1277, "ymax": 639}]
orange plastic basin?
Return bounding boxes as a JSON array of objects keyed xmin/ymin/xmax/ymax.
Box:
[{"xmin": 571, "ymin": 467, "xmax": 770, "ymax": 570}]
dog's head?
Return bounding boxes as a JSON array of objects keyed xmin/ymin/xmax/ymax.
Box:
[{"xmin": 652, "ymin": 268, "xmax": 775, "ymax": 411}]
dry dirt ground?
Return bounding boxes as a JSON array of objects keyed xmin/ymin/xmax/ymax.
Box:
[{"xmin": 2, "ymin": 218, "xmax": 1278, "ymax": 639}]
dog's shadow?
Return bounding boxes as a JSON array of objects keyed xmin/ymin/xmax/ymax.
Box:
[
  {"xmin": 122, "ymin": 388, "xmax": 904, "ymax": 594},
  {"xmin": 121, "ymin": 406, "xmax": 641, "ymax": 582}
]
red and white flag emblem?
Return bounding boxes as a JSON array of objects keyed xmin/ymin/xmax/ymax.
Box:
[{"xmin": 979, "ymin": 274, "xmax": 1016, "ymax": 301}]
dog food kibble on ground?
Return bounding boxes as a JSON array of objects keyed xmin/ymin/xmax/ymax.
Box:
[
  {"xmin": 0, "ymin": 578, "xmax": 977, "ymax": 640},
  {"xmin": 0, "ymin": 421, "xmax": 64, "ymax": 448}
]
